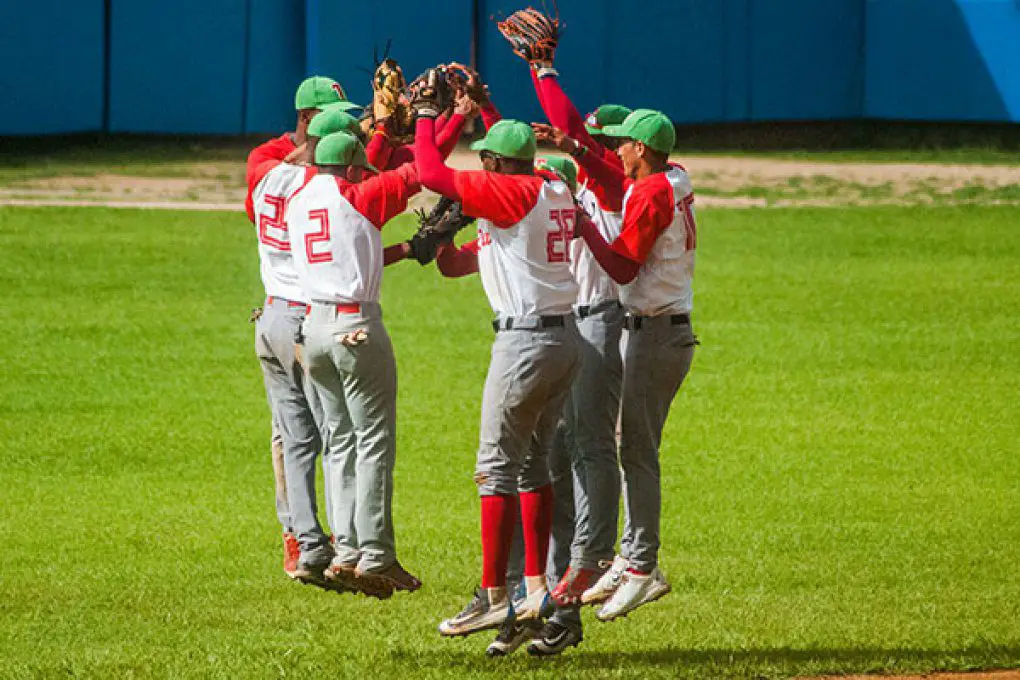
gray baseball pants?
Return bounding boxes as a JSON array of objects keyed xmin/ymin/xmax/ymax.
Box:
[
  {"xmin": 302, "ymin": 302, "xmax": 398, "ymax": 574},
  {"xmin": 547, "ymin": 300, "xmax": 625, "ymax": 626},
  {"xmin": 617, "ymin": 315, "xmax": 696, "ymax": 573},
  {"xmin": 474, "ymin": 317, "xmax": 580, "ymax": 497},
  {"xmin": 256, "ymin": 298, "xmax": 329, "ymax": 558}
]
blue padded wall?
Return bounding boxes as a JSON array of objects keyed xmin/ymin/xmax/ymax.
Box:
[
  {"xmin": 0, "ymin": 1, "xmax": 105, "ymax": 134},
  {"xmin": 866, "ymin": 0, "xmax": 1020, "ymax": 122},
  {"xmin": 108, "ymin": 0, "xmax": 248, "ymax": 133},
  {"xmin": 307, "ymin": 0, "xmax": 474, "ymax": 115},
  {"xmin": 2, "ymin": 0, "xmax": 1018, "ymax": 134},
  {"xmin": 749, "ymin": 0, "xmax": 864, "ymax": 120},
  {"xmin": 245, "ymin": 0, "xmax": 306, "ymax": 134}
]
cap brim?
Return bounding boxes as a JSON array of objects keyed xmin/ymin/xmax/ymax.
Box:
[
  {"xmin": 318, "ymin": 100, "xmax": 361, "ymax": 112},
  {"xmin": 470, "ymin": 138, "xmax": 492, "ymax": 153},
  {"xmin": 584, "ymin": 124, "xmax": 605, "ymax": 136},
  {"xmin": 599, "ymin": 124, "xmax": 629, "ymax": 139}
]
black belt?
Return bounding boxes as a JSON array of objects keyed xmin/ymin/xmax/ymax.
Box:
[
  {"xmin": 492, "ymin": 316, "xmax": 567, "ymax": 332},
  {"xmin": 625, "ymin": 314, "xmax": 690, "ymax": 331},
  {"xmin": 576, "ymin": 301, "xmax": 622, "ymax": 319}
]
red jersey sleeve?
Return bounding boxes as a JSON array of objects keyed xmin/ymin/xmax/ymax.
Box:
[
  {"xmin": 480, "ymin": 102, "xmax": 502, "ymax": 131},
  {"xmin": 436, "ymin": 112, "xmax": 467, "ymax": 158},
  {"xmin": 339, "ymin": 164, "xmax": 422, "ymax": 229},
  {"xmin": 610, "ymin": 174, "xmax": 675, "ymax": 264},
  {"xmin": 453, "ymin": 172, "xmax": 544, "ymax": 229},
  {"xmin": 436, "ymin": 239, "xmax": 480, "ymax": 277},
  {"xmin": 365, "ymin": 128, "xmax": 393, "ymax": 171},
  {"xmin": 574, "ymin": 149, "xmax": 627, "ymax": 212},
  {"xmin": 387, "ymin": 145, "xmax": 415, "ymax": 170}
]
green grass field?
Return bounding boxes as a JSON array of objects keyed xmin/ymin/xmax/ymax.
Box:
[{"xmin": 1, "ymin": 204, "xmax": 1018, "ymax": 679}]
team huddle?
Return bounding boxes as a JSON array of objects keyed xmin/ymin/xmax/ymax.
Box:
[{"xmin": 245, "ymin": 7, "xmax": 697, "ymax": 658}]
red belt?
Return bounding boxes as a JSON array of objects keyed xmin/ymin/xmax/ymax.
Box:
[
  {"xmin": 266, "ymin": 296, "xmax": 306, "ymax": 309},
  {"xmin": 305, "ymin": 302, "xmax": 362, "ymax": 315}
]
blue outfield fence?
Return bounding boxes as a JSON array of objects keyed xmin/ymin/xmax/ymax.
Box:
[{"xmin": 1, "ymin": 0, "xmax": 1018, "ymax": 135}]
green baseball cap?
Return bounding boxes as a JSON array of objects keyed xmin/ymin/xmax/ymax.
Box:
[
  {"xmin": 601, "ymin": 109, "xmax": 676, "ymax": 154},
  {"xmin": 314, "ymin": 132, "xmax": 378, "ymax": 172},
  {"xmin": 535, "ymin": 156, "xmax": 577, "ymax": 193},
  {"xmin": 470, "ymin": 119, "xmax": 537, "ymax": 161},
  {"xmin": 307, "ymin": 105, "xmax": 361, "ymax": 139},
  {"xmin": 583, "ymin": 104, "xmax": 632, "ymax": 136},
  {"xmin": 294, "ymin": 76, "xmax": 361, "ymax": 111}
]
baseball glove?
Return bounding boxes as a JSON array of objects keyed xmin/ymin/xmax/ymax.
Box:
[
  {"xmin": 496, "ymin": 7, "xmax": 561, "ymax": 65},
  {"xmin": 408, "ymin": 67, "xmax": 454, "ymax": 119},
  {"xmin": 408, "ymin": 197, "xmax": 475, "ymax": 265},
  {"xmin": 372, "ymin": 58, "xmax": 406, "ymax": 122}
]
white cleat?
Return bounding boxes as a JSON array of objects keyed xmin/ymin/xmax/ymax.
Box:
[
  {"xmin": 596, "ymin": 567, "xmax": 671, "ymax": 621},
  {"xmin": 581, "ymin": 555, "xmax": 629, "ymax": 605},
  {"xmin": 439, "ymin": 588, "xmax": 512, "ymax": 637},
  {"xmin": 514, "ymin": 586, "xmax": 550, "ymax": 622}
]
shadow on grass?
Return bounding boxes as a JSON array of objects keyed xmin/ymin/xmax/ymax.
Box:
[{"xmin": 388, "ymin": 644, "xmax": 1020, "ymax": 676}]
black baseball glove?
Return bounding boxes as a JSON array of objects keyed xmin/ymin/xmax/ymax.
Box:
[
  {"xmin": 407, "ymin": 197, "xmax": 475, "ymax": 265},
  {"xmin": 408, "ymin": 66, "xmax": 454, "ymax": 119}
]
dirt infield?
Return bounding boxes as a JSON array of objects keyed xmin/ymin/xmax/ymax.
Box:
[{"xmin": 0, "ymin": 150, "xmax": 1016, "ymax": 210}]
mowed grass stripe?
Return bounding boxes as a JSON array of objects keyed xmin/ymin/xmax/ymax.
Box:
[{"xmin": 0, "ymin": 205, "xmax": 1017, "ymax": 679}]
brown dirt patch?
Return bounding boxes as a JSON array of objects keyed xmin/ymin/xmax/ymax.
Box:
[{"xmin": 1, "ymin": 151, "xmax": 1016, "ymax": 210}]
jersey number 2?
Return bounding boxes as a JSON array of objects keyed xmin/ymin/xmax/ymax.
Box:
[
  {"xmin": 547, "ymin": 209, "xmax": 575, "ymax": 263},
  {"xmin": 305, "ymin": 209, "xmax": 333, "ymax": 264},
  {"xmin": 259, "ymin": 195, "xmax": 290, "ymax": 251}
]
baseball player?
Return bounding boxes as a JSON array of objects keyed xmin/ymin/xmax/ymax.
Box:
[
  {"xmin": 541, "ymin": 109, "xmax": 698, "ymax": 620},
  {"xmin": 245, "ymin": 77, "xmax": 360, "ymax": 583},
  {"xmin": 508, "ymin": 24, "xmax": 636, "ymax": 655},
  {"xmin": 412, "ymin": 71, "xmax": 581, "ymax": 638},
  {"xmin": 286, "ymin": 131, "xmax": 423, "ymax": 599}
]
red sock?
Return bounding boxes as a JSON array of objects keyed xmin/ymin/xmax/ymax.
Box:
[
  {"xmin": 480, "ymin": 494, "xmax": 517, "ymax": 588},
  {"xmin": 519, "ymin": 484, "xmax": 554, "ymax": 578}
]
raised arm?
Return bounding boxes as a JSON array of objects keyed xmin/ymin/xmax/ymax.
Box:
[
  {"xmin": 365, "ymin": 124, "xmax": 394, "ymax": 171},
  {"xmin": 414, "ymin": 117, "xmax": 461, "ymax": 200},
  {"xmin": 436, "ymin": 240, "xmax": 480, "ymax": 278},
  {"xmin": 532, "ymin": 123, "xmax": 626, "ymax": 210},
  {"xmin": 344, "ymin": 163, "xmax": 422, "ymax": 229},
  {"xmin": 534, "ymin": 70, "xmax": 605, "ymax": 156}
]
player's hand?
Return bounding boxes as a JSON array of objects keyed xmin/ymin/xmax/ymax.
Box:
[
  {"xmin": 284, "ymin": 143, "xmax": 308, "ymax": 165},
  {"xmin": 573, "ymin": 205, "xmax": 593, "ymax": 240},
  {"xmin": 532, "ymin": 123, "xmax": 578, "ymax": 155},
  {"xmin": 447, "ymin": 62, "xmax": 489, "ymax": 106},
  {"xmin": 454, "ymin": 92, "xmax": 480, "ymax": 119}
]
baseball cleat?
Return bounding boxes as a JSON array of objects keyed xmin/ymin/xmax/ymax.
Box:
[
  {"xmin": 485, "ymin": 619, "xmax": 541, "ymax": 657},
  {"xmin": 355, "ymin": 561, "xmax": 422, "ymax": 594},
  {"xmin": 526, "ymin": 620, "xmax": 583, "ymax": 657},
  {"xmin": 513, "ymin": 585, "xmax": 550, "ymax": 622},
  {"xmin": 581, "ymin": 555, "xmax": 629, "ymax": 605},
  {"xmin": 323, "ymin": 561, "xmax": 364, "ymax": 596},
  {"xmin": 596, "ymin": 567, "xmax": 671, "ymax": 622},
  {"xmin": 551, "ymin": 566, "xmax": 603, "ymax": 607},
  {"xmin": 438, "ymin": 587, "xmax": 511, "ymax": 637},
  {"xmin": 282, "ymin": 532, "xmax": 301, "ymax": 579},
  {"xmin": 291, "ymin": 553, "xmax": 335, "ymax": 590}
]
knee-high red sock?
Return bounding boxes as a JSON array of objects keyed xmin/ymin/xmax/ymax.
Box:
[
  {"xmin": 480, "ymin": 494, "xmax": 518, "ymax": 588},
  {"xmin": 519, "ymin": 484, "xmax": 554, "ymax": 578}
]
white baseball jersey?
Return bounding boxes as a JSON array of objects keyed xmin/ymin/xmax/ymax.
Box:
[
  {"xmin": 252, "ymin": 163, "xmax": 315, "ymax": 303},
  {"xmin": 286, "ymin": 175, "xmax": 384, "ymax": 305},
  {"xmin": 620, "ymin": 166, "xmax": 696, "ymax": 316},
  {"xmin": 466, "ymin": 176, "xmax": 579, "ymax": 317},
  {"xmin": 572, "ymin": 185, "xmax": 622, "ymax": 307}
]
